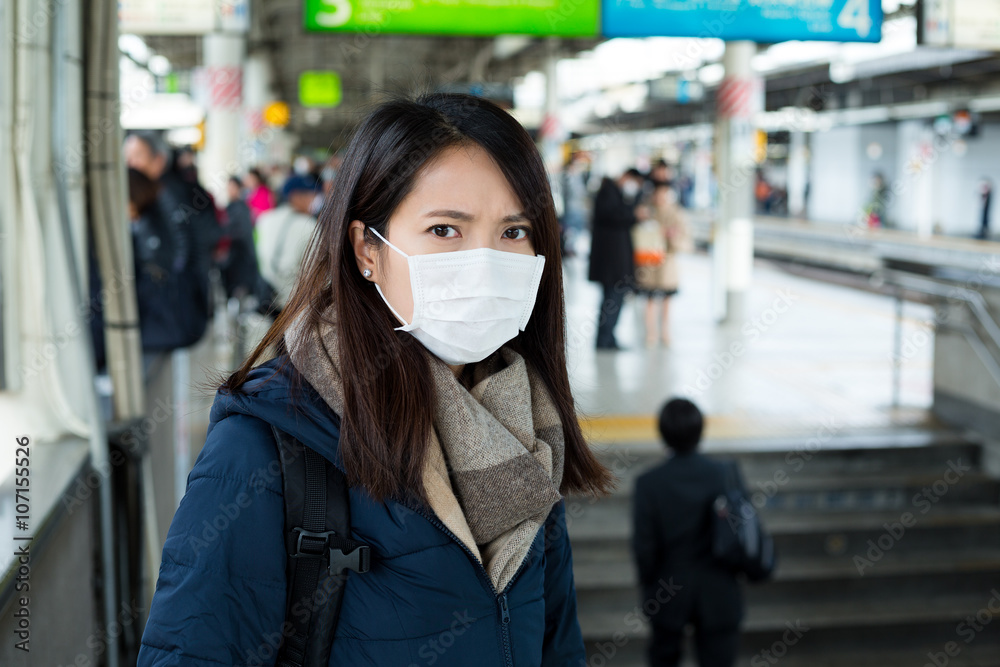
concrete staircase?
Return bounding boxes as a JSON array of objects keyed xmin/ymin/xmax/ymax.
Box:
[{"xmin": 569, "ymin": 431, "xmax": 1000, "ymax": 666}]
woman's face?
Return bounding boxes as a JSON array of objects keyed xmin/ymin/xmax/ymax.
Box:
[{"xmin": 350, "ymin": 143, "xmax": 535, "ymax": 325}]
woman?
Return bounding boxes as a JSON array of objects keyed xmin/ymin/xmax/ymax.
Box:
[
  {"xmin": 633, "ymin": 184, "xmax": 691, "ymax": 347},
  {"xmin": 245, "ymin": 166, "xmax": 276, "ymax": 222},
  {"xmin": 137, "ymin": 93, "xmax": 614, "ymax": 666}
]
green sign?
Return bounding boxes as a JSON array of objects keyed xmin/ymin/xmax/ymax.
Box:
[
  {"xmin": 305, "ymin": 0, "xmax": 598, "ymax": 37},
  {"xmin": 298, "ymin": 71, "xmax": 342, "ymax": 108}
]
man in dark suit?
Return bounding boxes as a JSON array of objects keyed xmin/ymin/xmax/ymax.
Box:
[
  {"xmin": 632, "ymin": 399, "xmax": 745, "ymax": 667},
  {"xmin": 588, "ymin": 168, "xmax": 644, "ymax": 350}
]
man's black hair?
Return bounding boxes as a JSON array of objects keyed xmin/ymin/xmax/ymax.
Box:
[
  {"xmin": 624, "ymin": 167, "xmax": 643, "ymax": 180},
  {"xmin": 658, "ymin": 398, "xmax": 704, "ymax": 454},
  {"xmin": 130, "ymin": 131, "xmax": 169, "ymax": 160}
]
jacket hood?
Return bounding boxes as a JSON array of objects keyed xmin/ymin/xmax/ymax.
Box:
[{"xmin": 208, "ymin": 355, "xmax": 345, "ymax": 472}]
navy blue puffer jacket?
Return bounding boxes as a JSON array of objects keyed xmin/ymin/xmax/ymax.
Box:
[{"xmin": 137, "ymin": 357, "xmax": 588, "ymax": 666}]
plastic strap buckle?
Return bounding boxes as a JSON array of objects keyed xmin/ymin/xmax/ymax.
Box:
[
  {"xmin": 290, "ymin": 527, "xmax": 336, "ymax": 558},
  {"xmin": 329, "ymin": 544, "xmax": 371, "ymax": 575}
]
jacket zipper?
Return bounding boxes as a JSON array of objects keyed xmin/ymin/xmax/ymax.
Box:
[
  {"xmin": 400, "ymin": 498, "xmax": 535, "ymax": 665},
  {"xmin": 498, "ymin": 593, "xmax": 513, "ymax": 667}
]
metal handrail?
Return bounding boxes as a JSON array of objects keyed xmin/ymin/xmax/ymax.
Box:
[{"xmin": 879, "ymin": 269, "xmax": 1000, "ymax": 407}]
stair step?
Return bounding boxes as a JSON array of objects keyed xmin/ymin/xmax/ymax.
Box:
[
  {"xmin": 588, "ymin": 437, "xmax": 980, "ymax": 492},
  {"xmin": 576, "ymin": 570, "xmax": 1000, "ymax": 619},
  {"xmin": 578, "ymin": 592, "xmax": 1000, "ymax": 639},
  {"xmin": 566, "ymin": 503, "xmax": 1000, "ymax": 542},
  {"xmin": 572, "ymin": 548, "xmax": 1000, "ymax": 588},
  {"xmin": 586, "ymin": 639, "xmax": 1000, "ymax": 667}
]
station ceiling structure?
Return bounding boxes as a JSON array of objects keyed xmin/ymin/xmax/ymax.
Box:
[
  {"xmin": 138, "ymin": 0, "xmax": 1000, "ymax": 149},
  {"xmin": 143, "ymin": 0, "xmax": 601, "ymax": 147}
]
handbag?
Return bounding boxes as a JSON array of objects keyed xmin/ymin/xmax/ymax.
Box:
[
  {"xmin": 632, "ymin": 218, "xmax": 667, "ymax": 267},
  {"xmin": 710, "ymin": 460, "xmax": 776, "ymax": 582}
]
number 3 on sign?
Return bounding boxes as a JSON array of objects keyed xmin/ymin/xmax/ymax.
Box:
[{"xmin": 837, "ymin": 0, "xmax": 872, "ymax": 38}]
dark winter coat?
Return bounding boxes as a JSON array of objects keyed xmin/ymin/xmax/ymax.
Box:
[
  {"xmin": 587, "ymin": 177, "xmax": 638, "ymax": 288},
  {"xmin": 137, "ymin": 357, "xmax": 588, "ymax": 666},
  {"xmin": 631, "ymin": 452, "xmax": 744, "ymax": 631}
]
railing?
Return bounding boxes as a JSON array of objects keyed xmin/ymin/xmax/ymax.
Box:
[{"xmin": 880, "ymin": 269, "xmax": 1000, "ymax": 408}]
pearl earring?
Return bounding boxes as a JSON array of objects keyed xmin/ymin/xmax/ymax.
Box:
[{"xmin": 362, "ymin": 269, "xmax": 372, "ymax": 278}]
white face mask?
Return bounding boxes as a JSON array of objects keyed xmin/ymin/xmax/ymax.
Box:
[
  {"xmin": 622, "ymin": 180, "xmax": 640, "ymax": 198},
  {"xmin": 368, "ymin": 227, "xmax": 546, "ymax": 365}
]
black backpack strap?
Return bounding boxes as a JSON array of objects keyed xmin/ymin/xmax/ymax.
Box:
[{"xmin": 272, "ymin": 425, "xmax": 371, "ymax": 667}]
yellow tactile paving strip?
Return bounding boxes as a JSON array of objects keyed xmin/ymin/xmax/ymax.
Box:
[{"xmin": 579, "ymin": 407, "xmax": 936, "ymax": 444}]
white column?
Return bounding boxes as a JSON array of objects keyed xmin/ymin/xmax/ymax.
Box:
[
  {"xmin": 241, "ymin": 52, "xmax": 271, "ymax": 175},
  {"xmin": 694, "ymin": 132, "xmax": 713, "ymax": 211},
  {"xmin": 713, "ymin": 41, "xmax": 761, "ymax": 324},
  {"xmin": 787, "ymin": 130, "xmax": 808, "ymax": 218},
  {"xmin": 201, "ymin": 32, "xmax": 245, "ymax": 203}
]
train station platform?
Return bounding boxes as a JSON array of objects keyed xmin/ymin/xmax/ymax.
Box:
[{"xmin": 564, "ymin": 249, "xmax": 935, "ymax": 447}]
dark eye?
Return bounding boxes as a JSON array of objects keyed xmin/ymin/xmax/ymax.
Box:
[
  {"xmin": 503, "ymin": 227, "xmax": 531, "ymax": 240},
  {"xmin": 430, "ymin": 225, "xmax": 458, "ymax": 238}
]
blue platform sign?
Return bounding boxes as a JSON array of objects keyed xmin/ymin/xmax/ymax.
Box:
[{"xmin": 601, "ymin": 0, "xmax": 882, "ymax": 42}]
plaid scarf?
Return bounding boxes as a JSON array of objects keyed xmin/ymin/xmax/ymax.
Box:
[{"xmin": 285, "ymin": 306, "xmax": 565, "ymax": 592}]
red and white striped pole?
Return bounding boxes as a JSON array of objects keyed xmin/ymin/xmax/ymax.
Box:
[
  {"xmin": 201, "ymin": 32, "xmax": 245, "ymax": 204},
  {"xmin": 712, "ymin": 41, "xmax": 762, "ymax": 324}
]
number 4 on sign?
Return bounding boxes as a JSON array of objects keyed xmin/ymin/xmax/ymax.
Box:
[{"xmin": 838, "ymin": 0, "xmax": 872, "ymax": 38}]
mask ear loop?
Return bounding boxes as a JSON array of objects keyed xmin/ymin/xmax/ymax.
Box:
[
  {"xmin": 366, "ymin": 225, "xmax": 412, "ymax": 329},
  {"xmin": 367, "ymin": 225, "xmax": 409, "ymax": 258}
]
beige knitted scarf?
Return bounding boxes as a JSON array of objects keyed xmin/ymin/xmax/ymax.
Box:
[{"xmin": 284, "ymin": 306, "xmax": 565, "ymax": 592}]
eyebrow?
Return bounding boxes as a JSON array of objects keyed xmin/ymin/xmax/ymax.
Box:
[{"xmin": 423, "ymin": 209, "xmax": 530, "ymax": 224}]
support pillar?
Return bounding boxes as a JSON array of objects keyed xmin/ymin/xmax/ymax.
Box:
[
  {"xmin": 788, "ymin": 129, "xmax": 808, "ymax": 218},
  {"xmin": 201, "ymin": 32, "xmax": 245, "ymax": 203},
  {"xmin": 713, "ymin": 41, "xmax": 762, "ymax": 324}
]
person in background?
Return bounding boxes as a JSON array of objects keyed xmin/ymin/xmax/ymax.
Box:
[
  {"xmin": 560, "ymin": 152, "xmax": 591, "ymax": 258},
  {"xmin": 254, "ymin": 174, "xmax": 319, "ymax": 315},
  {"xmin": 310, "ymin": 160, "xmax": 335, "ymax": 216},
  {"xmin": 632, "ymin": 398, "xmax": 745, "ymax": 667},
  {"xmin": 754, "ymin": 169, "xmax": 773, "ymax": 214},
  {"xmin": 642, "ymin": 159, "xmax": 674, "ymax": 203},
  {"xmin": 124, "ymin": 132, "xmax": 211, "ymax": 347},
  {"xmin": 588, "ymin": 168, "xmax": 645, "ymax": 350},
  {"xmin": 173, "ymin": 146, "xmax": 199, "ymax": 184},
  {"xmin": 977, "ymin": 177, "xmax": 993, "ymax": 240},
  {"xmin": 90, "ymin": 169, "xmax": 167, "ymax": 378},
  {"xmin": 864, "ymin": 172, "xmax": 890, "ymax": 229},
  {"xmin": 245, "ymin": 167, "xmax": 275, "ymax": 223},
  {"xmin": 220, "ymin": 175, "xmax": 262, "ymax": 300},
  {"xmin": 650, "ymin": 159, "xmax": 673, "ymax": 188},
  {"xmin": 633, "ymin": 184, "xmax": 692, "ymax": 347}
]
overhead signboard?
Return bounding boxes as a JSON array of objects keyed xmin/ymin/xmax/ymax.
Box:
[
  {"xmin": 920, "ymin": 0, "xmax": 1000, "ymax": 50},
  {"xmin": 601, "ymin": 0, "xmax": 881, "ymax": 42},
  {"xmin": 304, "ymin": 0, "xmax": 598, "ymax": 37},
  {"xmin": 299, "ymin": 71, "xmax": 343, "ymax": 108},
  {"xmin": 119, "ymin": 0, "xmax": 249, "ymax": 35}
]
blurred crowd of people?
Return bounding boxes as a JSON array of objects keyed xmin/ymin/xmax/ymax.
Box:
[{"xmin": 90, "ymin": 132, "xmax": 340, "ymax": 376}]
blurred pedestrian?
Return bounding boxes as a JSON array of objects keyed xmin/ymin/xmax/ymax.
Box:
[
  {"xmin": 754, "ymin": 169, "xmax": 773, "ymax": 214},
  {"xmin": 245, "ymin": 167, "xmax": 275, "ymax": 223},
  {"xmin": 560, "ymin": 152, "xmax": 591, "ymax": 257},
  {"xmin": 254, "ymin": 174, "xmax": 319, "ymax": 315},
  {"xmin": 864, "ymin": 172, "xmax": 890, "ymax": 229},
  {"xmin": 632, "ymin": 398, "xmax": 746, "ymax": 667},
  {"xmin": 977, "ymin": 177, "xmax": 993, "ymax": 240},
  {"xmin": 220, "ymin": 175, "xmax": 262, "ymax": 300},
  {"xmin": 589, "ymin": 168, "xmax": 644, "ymax": 350},
  {"xmin": 124, "ymin": 132, "xmax": 211, "ymax": 348},
  {"xmin": 642, "ymin": 159, "xmax": 674, "ymax": 203},
  {"xmin": 633, "ymin": 185, "xmax": 691, "ymax": 347}
]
